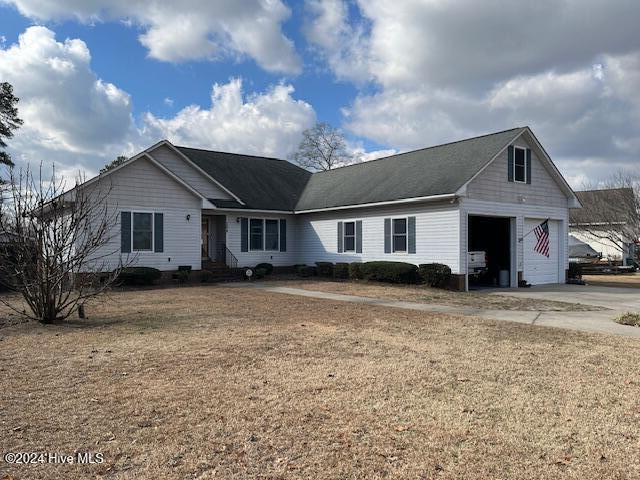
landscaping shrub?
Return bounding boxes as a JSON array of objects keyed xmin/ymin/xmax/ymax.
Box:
[
  {"xmin": 361, "ymin": 261, "xmax": 419, "ymax": 284},
  {"xmin": 568, "ymin": 262, "xmax": 582, "ymax": 280},
  {"xmin": 315, "ymin": 262, "xmax": 335, "ymax": 277},
  {"xmin": 334, "ymin": 262, "xmax": 349, "ymax": 279},
  {"xmin": 419, "ymin": 263, "xmax": 452, "ymax": 288},
  {"xmin": 296, "ymin": 265, "xmax": 316, "ymax": 277},
  {"xmin": 254, "ymin": 267, "xmax": 268, "ymax": 279},
  {"xmin": 614, "ymin": 312, "xmax": 640, "ymax": 327},
  {"xmin": 255, "ymin": 263, "xmax": 274, "ymax": 275},
  {"xmin": 118, "ymin": 267, "xmax": 162, "ymax": 286},
  {"xmin": 349, "ymin": 262, "xmax": 363, "ymax": 280}
]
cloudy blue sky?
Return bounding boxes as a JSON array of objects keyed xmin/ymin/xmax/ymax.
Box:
[{"xmin": 0, "ymin": 0, "xmax": 639, "ymax": 185}]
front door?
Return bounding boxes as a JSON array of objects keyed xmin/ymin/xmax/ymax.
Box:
[{"xmin": 201, "ymin": 218, "xmax": 210, "ymax": 259}]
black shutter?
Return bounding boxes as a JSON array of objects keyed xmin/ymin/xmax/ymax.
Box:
[
  {"xmin": 154, "ymin": 213, "xmax": 164, "ymax": 252},
  {"xmin": 526, "ymin": 148, "xmax": 532, "ymax": 184},
  {"xmin": 337, "ymin": 222, "xmax": 343, "ymax": 253},
  {"xmin": 120, "ymin": 211, "xmax": 131, "ymax": 253},
  {"xmin": 356, "ymin": 220, "xmax": 362, "ymax": 253},
  {"xmin": 507, "ymin": 145, "xmax": 514, "ymax": 182},
  {"xmin": 279, "ymin": 219, "xmax": 287, "ymax": 252},
  {"xmin": 408, "ymin": 216, "xmax": 416, "ymax": 254},
  {"xmin": 384, "ymin": 218, "xmax": 391, "ymax": 254},
  {"xmin": 240, "ymin": 217, "xmax": 248, "ymax": 252}
]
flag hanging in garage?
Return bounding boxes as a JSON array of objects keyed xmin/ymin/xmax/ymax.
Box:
[{"xmin": 533, "ymin": 219, "xmax": 550, "ymax": 257}]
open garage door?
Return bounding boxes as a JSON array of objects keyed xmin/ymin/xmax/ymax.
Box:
[
  {"xmin": 468, "ymin": 215, "xmax": 513, "ymax": 288},
  {"xmin": 523, "ymin": 218, "xmax": 561, "ymax": 285}
]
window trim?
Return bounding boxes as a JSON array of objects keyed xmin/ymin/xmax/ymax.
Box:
[
  {"xmin": 342, "ymin": 220, "xmax": 356, "ymax": 253},
  {"xmin": 391, "ymin": 217, "xmax": 408, "ymax": 253},
  {"xmin": 513, "ymin": 146, "xmax": 527, "ymax": 184},
  {"xmin": 249, "ymin": 218, "xmax": 282, "ymax": 252},
  {"xmin": 131, "ymin": 211, "xmax": 154, "ymax": 252}
]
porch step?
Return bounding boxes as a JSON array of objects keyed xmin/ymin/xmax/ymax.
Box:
[{"xmin": 201, "ymin": 260, "xmax": 243, "ymax": 282}]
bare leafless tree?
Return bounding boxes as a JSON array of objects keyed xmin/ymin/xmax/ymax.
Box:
[
  {"xmin": 571, "ymin": 171, "xmax": 640, "ymax": 262},
  {"xmin": 291, "ymin": 122, "xmax": 354, "ymax": 171},
  {"xmin": 0, "ymin": 165, "xmax": 129, "ymax": 323}
]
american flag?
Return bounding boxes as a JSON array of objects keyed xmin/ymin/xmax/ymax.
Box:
[{"xmin": 534, "ymin": 219, "xmax": 550, "ymax": 257}]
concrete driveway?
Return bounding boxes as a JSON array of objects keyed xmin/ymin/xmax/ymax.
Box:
[{"xmin": 224, "ymin": 282, "xmax": 640, "ymax": 339}]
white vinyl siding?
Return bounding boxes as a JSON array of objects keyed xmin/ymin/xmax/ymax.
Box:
[
  {"xmin": 467, "ymin": 137, "xmax": 567, "ymax": 208},
  {"xmin": 296, "ymin": 202, "xmax": 461, "ymax": 272},
  {"xmin": 82, "ymin": 156, "xmax": 202, "ymax": 271}
]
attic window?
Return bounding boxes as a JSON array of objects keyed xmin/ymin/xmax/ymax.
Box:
[{"xmin": 514, "ymin": 147, "xmax": 527, "ymax": 183}]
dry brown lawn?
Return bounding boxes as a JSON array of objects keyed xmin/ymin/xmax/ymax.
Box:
[
  {"xmin": 584, "ymin": 273, "xmax": 640, "ymax": 288},
  {"xmin": 273, "ymin": 279, "xmax": 599, "ymax": 311},
  {"xmin": 1, "ymin": 286, "xmax": 639, "ymax": 479}
]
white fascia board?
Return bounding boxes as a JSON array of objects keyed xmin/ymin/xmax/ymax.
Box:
[{"xmin": 293, "ymin": 193, "xmax": 457, "ymax": 214}]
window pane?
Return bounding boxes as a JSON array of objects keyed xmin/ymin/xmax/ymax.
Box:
[
  {"xmin": 250, "ymin": 219, "xmax": 263, "ymax": 250},
  {"xmin": 344, "ymin": 222, "xmax": 355, "ymax": 235},
  {"xmin": 344, "ymin": 236, "xmax": 355, "ymax": 252},
  {"xmin": 515, "ymin": 164, "xmax": 526, "ymax": 182},
  {"xmin": 393, "ymin": 235, "xmax": 407, "ymax": 252},
  {"xmin": 514, "ymin": 147, "xmax": 525, "ymax": 165},
  {"xmin": 393, "ymin": 218, "xmax": 406, "ymax": 234},
  {"xmin": 133, "ymin": 231, "xmax": 152, "ymax": 250},
  {"xmin": 265, "ymin": 220, "xmax": 279, "ymax": 250},
  {"xmin": 132, "ymin": 213, "xmax": 152, "ymax": 251}
]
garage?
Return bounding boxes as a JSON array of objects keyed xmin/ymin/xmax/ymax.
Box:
[
  {"xmin": 523, "ymin": 218, "xmax": 561, "ymax": 284},
  {"xmin": 467, "ymin": 215, "xmax": 513, "ymax": 288}
]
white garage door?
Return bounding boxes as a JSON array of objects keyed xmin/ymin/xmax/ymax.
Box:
[{"xmin": 524, "ymin": 218, "xmax": 561, "ymax": 285}]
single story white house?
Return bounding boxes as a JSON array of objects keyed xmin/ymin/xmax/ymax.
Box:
[{"xmin": 77, "ymin": 126, "xmax": 581, "ymax": 290}]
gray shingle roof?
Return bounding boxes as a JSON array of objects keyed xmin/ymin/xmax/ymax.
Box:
[
  {"xmin": 177, "ymin": 127, "xmax": 525, "ymax": 212},
  {"xmin": 177, "ymin": 147, "xmax": 311, "ymax": 211},
  {"xmin": 570, "ymin": 188, "xmax": 635, "ymax": 224}
]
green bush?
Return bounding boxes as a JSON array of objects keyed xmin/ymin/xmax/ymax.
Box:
[
  {"xmin": 315, "ymin": 262, "xmax": 335, "ymax": 277},
  {"xmin": 118, "ymin": 267, "xmax": 162, "ymax": 286},
  {"xmin": 254, "ymin": 267, "xmax": 268, "ymax": 279},
  {"xmin": 349, "ymin": 262, "xmax": 363, "ymax": 280},
  {"xmin": 419, "ymin": 263, "xmax": 452, "ymax": 288},
  {"xmin": 296, "ymin": 265, "xmax": 316, "ymax": 277},
  {"xmin": 255, "ymin": 263, "xmax": 273, "ymax": 275},
  {"xmin": 568, "ymin": 262, "xmax": 582, "ymax": 280},
  {"xmin": 361, "ymin": 261, "xmax": 419, "ymax": 284},
  {"xmin": 615, "ymin": 312, "xmax": 640, "ymax": 327},
  {"xmin": 334, "ymin": 262, "xmax": 349, "ymax": 279}
]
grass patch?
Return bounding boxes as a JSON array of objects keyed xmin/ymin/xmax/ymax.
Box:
[
  {"xmin": 273, "ymin": 279, "xmax": 600, "ymax": 311},
  {"xmin": 615, "ymin": 312, "xmax": 640, "ymax": 327},
  {"xmin": 0, "ymin": 285, "xmax": 638, "ymax": 479}
]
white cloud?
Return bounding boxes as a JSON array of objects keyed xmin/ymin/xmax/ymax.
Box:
[
  {"xmin": 0, "ymin": 27, "xmax": 316, "ymax": 178},
  {"xmin": 304, "ymin": 0, "xmax": 640, "ymax": 182},
  {"xmin": 163, "ymin": 97, "xmax": 174, "ymax": 107},
  {"xmin": 142, "ymin": 78, "xmax": 316, "ymax": 158},
  {"xmin": 4, "ymin": 0, "xmax": 301, "ymax": 74},
  {"xmin": 0, "ymin": 26, "xmax": 133, "ymax": 176}
]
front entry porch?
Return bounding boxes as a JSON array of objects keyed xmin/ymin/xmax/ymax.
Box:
[{"xmin": 201, "ymin": 214, "xmax": 237, "ymax": 269}]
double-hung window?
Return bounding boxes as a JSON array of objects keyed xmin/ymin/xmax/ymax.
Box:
[
  {"xmin": 132, "ymin": 212, "xmax": 153, "ymax": 251},
  {"xmin": 250, "ymin": 219, "xmax": 264, "ymax": 250},
  {"xmin": 392, "ymin": 218, "xmax": 407, "ymax": 253},
  {"xmin": 265, "ymin": 219, "xmax": 279, "ymax": 251},
  {"xmin": 514, "ymin": 146, "xmax": 527, "ymax": 183},
  {"xmin": 343, "ymin": 221, "xmax": 356, "ymax": 252}
]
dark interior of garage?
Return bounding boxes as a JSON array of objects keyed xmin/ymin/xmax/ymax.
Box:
[{"xmin": 468, "ymin": 215, "xmax": 511, "ymax": 288}]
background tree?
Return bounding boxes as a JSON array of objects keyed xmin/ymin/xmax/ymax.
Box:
[
  {"xmin": 0, "ymin": 166, "xmax": 129, "ymax": 323},
  {"xmin": 291, "ymin": 122, "xmax": 354, "ymax": 171},
  {"xmin": 0, "ymin": 82, "xmax": 23, "ymax": 171},
  {"xmin": 100, "ymin": 155, "xmax": 128, "ymax": 174},
  {"xmin": 572, "ymin": 171, "xmax": 640, "ymax": 264}
]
